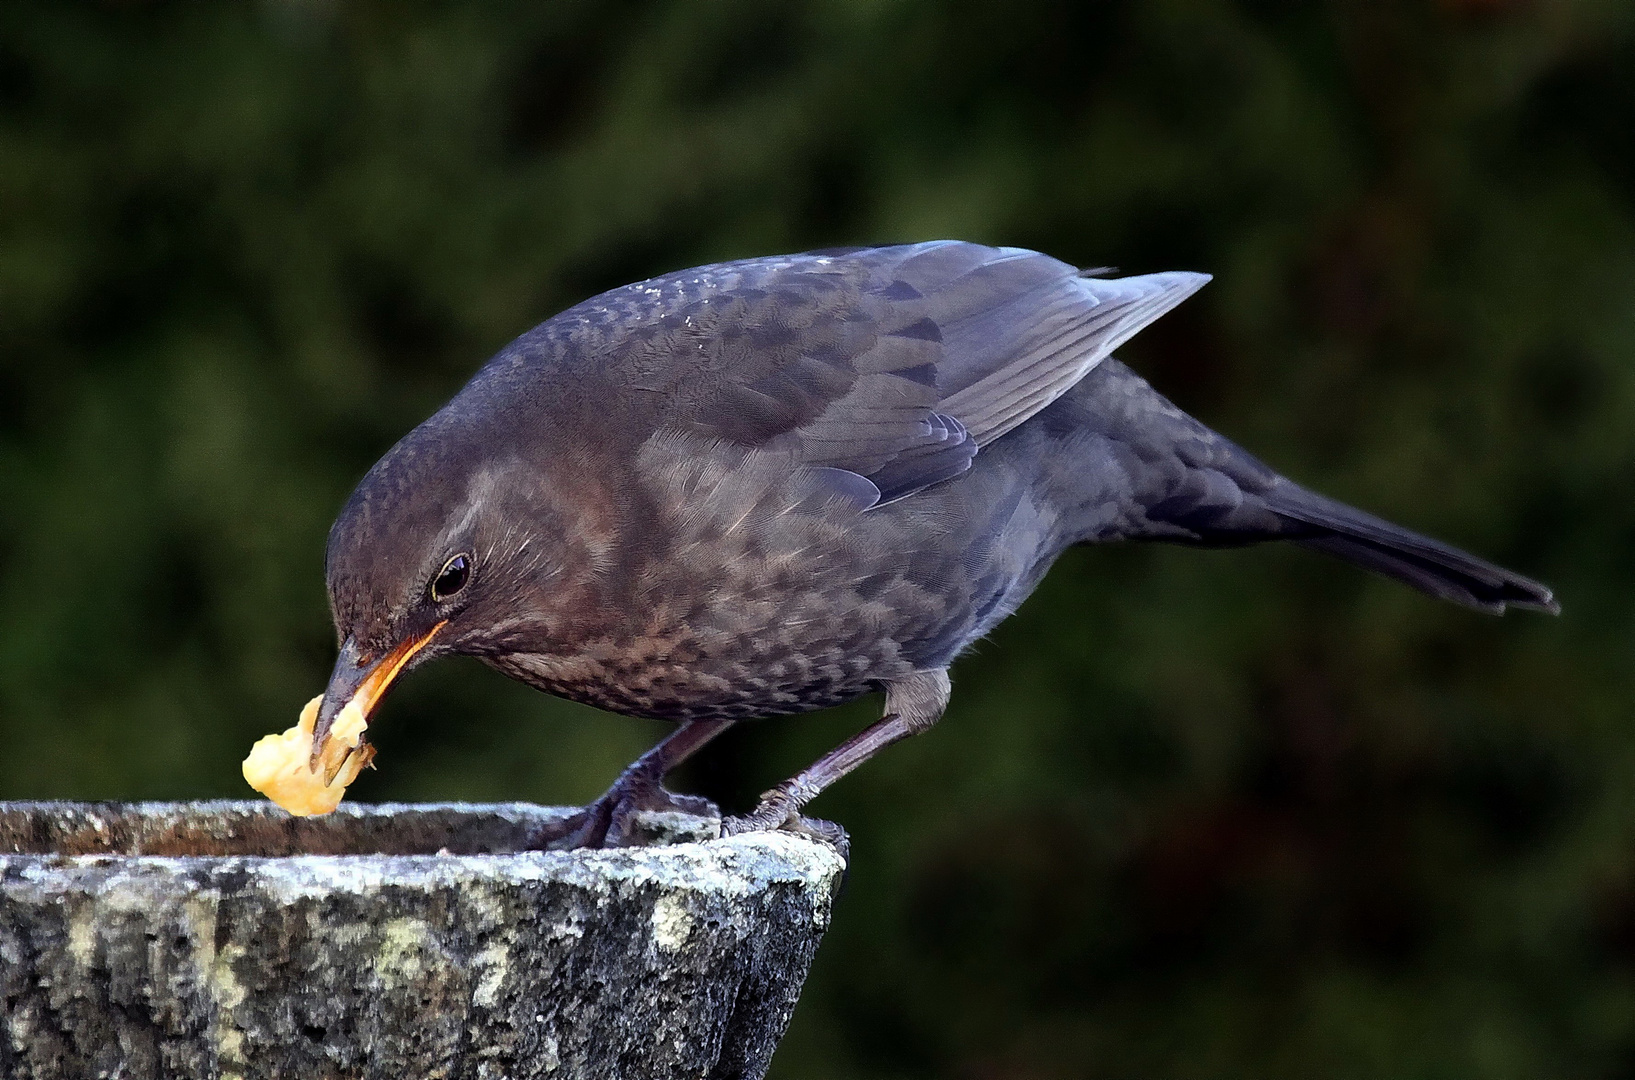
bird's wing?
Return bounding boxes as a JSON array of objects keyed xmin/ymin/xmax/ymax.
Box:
[{"xmin": 542, "ymin": 241, "xmax": 1209, "ymax": 506}]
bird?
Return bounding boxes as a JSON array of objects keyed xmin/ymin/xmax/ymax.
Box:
[{"xmin": 312, "ymin": 241, "xmax": 1558, "ymax": 848}]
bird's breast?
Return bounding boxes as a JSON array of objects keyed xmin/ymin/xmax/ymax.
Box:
[
  {"xmin": 486, "ymin": 432, "xmax": 1055, "ymax": 721},
  {"xmin": 487, "ymin": 571, "xmax": 936, "ymax": 721}
]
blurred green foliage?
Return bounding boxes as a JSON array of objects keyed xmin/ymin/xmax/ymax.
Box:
[{"xmin": 3, "ymin": 0, "xmax": 1634, "ymax": 1075}]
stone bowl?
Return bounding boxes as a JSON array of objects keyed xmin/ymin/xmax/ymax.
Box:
[{"xmin": 0, "ymin": 801, "xmax": 845, "ymax": 1080}]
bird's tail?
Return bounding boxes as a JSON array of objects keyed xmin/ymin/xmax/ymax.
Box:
[
  {"xmin": 1265, "ymin": 485, "xmax": 1558, "ymax": 615},
  {"xmin": 1050, "ymin": 358, "xmax": 1556, "ymax": 616}
]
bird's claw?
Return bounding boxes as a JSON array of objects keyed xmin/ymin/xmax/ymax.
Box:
[
  {"xmin": 720, "ymin": 781, "xmax": 801, "ymax": 834},
  {"xmin": 721, "ymin": 782, "xmax": 850, "ymax": 862},
  {"xmin": 521, "ymin": 803, "xmax": 608, "ymax": 851},
  {"xmin": 778, "ymin": 815, "xmax": 851, "ymax": 864},
  {"xmin": 523, "ymin": 778, "xmax": 719, "ymax": 851}
]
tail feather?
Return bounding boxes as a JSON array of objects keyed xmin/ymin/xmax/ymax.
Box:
[
  {"xmin": 1270, "ymin": 487, "xmax": 1558, "ymax": 615},
  {"xmin": 1053, "ymin": 358, "xmax": 1557, "ymax": 616}
]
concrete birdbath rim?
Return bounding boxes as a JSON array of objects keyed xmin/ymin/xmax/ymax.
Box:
[{"xmin": 0, "ymin": 800, "xmax": 845, "ymax": 889}]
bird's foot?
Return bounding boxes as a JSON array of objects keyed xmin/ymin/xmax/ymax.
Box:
[
  {"xmin": 524, "ymin": 774, "xmax": 719, "ymax": 851},
  {"xmin": 721, "ymin": 782, "xmax": 850, "ymax": 862}
]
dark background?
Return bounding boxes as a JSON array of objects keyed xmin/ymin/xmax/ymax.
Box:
[{"xmin": 3, "ymin": 1, "xmax": 1632, "ymax": 1075}]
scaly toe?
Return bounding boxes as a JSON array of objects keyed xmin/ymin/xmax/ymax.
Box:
[
  {"xmin": 781, "ymin": 815, "xmax": 850, "ymax": 865},
  {"xmin": 720, "ymin": 811, "xmax": 786, "ymax": 837},
  {"xmin": 720, "ymin": 808, "xmax": 848, "ymax": 864},
  {"xmin": 604, "ymin": 790, "xmax": 721, "ymax": 847},
  {"xmin": 526, "ymin": 772, "xmax": 721, "ymax": 851},
  {"xmin": 657, "ymin": 790, "xmax": 721, "ymax": 819},
  {"xmin": 720, "ymin": 786, "xmax": 801, "ymax": 837},
  {"xmin": 522, "ymin": 802, "xmax": 614, "ymax": 851}
]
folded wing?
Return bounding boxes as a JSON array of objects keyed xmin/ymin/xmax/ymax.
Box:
[{"xmin": 567, "ymin": 241, "xmax": 1209, "ymax": 506}]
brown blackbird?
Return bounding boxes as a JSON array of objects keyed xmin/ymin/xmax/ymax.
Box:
[{"xmin": 313, "ymin": 241, "xmax": 1557, "ymax": 847}]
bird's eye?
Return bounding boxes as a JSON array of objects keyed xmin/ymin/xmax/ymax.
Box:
[{"xmin": 430, "ymin": 554, "xmax": 471, "ymax": 601}]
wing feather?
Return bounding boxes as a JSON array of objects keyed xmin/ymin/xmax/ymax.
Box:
[
  {"xmin": 939, "ymin": 270, "xmax": 1210, "ymax": 444},
  {"xmin": 516, "ymin": 242, "xmax": 1208, "ymax": 507}
]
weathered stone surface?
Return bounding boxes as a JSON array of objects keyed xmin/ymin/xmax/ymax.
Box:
[{"xmin": 0, "ymin": 802, "xmax": 845, "ymax": 1080}]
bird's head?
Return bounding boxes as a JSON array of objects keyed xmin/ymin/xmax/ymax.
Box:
[{"xmin": 310, "ymin": 411, "xmax": 607, "ymax": 767}]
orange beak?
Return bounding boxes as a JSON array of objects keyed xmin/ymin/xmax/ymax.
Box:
[{"xmin": 310, "ymin": 621, "xmax": 446, "ymax": 773}]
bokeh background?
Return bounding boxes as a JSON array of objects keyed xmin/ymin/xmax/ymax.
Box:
[{"xmin": 3, "ymin": 0, "xmax": 1633, "ymax": 1075}]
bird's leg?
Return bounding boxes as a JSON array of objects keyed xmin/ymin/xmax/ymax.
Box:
[
  {"xmin": 723, "ymin": 669, "xmax": 949, "ymax": 844},
  {"xmin": 525, "ymin": 717, "xmax": 734, "ymax": 850}
]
